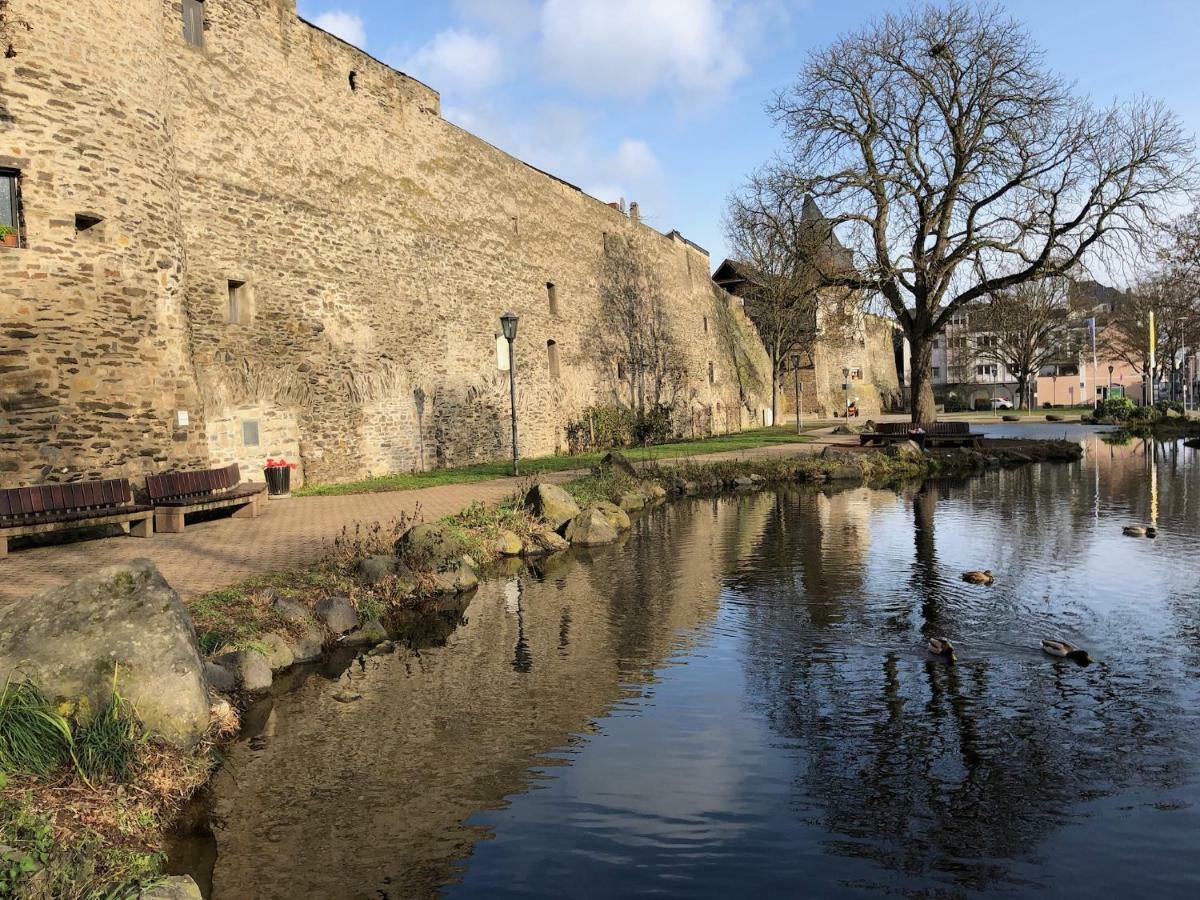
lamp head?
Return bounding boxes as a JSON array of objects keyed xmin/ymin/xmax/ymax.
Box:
[{"xmin": 500, "ymin": 311, "xmax": 519, "ymax": 342}]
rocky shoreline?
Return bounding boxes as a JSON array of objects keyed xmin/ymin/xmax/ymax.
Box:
[{"xmin": 0, "ymin": 438, "xmax": 1084, "ymax": 897}]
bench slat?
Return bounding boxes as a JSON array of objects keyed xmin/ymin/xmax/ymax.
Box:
[{"xmin": 0, "ymin": 478, "xmax": 134, "ymax": 527}]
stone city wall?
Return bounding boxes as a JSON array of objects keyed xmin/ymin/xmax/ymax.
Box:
[{"xmin": 0, "ymin": 0, "xmax": 770, "ymax": 488}]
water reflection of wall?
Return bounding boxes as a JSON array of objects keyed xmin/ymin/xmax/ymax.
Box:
[{"xmin": 204, "ymin": 494, "xmax": 774, "ymax": 899}]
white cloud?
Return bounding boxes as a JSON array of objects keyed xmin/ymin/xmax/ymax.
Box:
[
  {"xmin": 452, "ymin": 0, "xmax": 540, "ymax": 37},
  {"xmin": 442, "ymin": 103, "xmax": 665, "ymax": 215},
  {"xmin": 401, "ymin": 29, "xmax": 505, "ymax": 94},
  {"xmin": 539, "ymin": 0, "xmax": 748, "ymax": 101},
  {"xmin": 311, "ymin": 10, "xmax": 367, "ymax": 49}
]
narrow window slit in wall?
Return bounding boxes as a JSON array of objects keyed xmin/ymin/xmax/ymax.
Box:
[
  {"xmin": 75, "ymin": 213, "xmax": 103, "ymax": 234},
  {"xmin": 1, "ymin": 168, "xmax": 22, "ymax": 247},
  {"xmin": 227, "ymin": 279, "xmax": 249, "ymax": 324},
  {"xmin": 547, "ymin": 282, "xmax": 558, "ymax": 316},
  {"xmin": 708, "ymin": 361, "xmax": 716, "ymax": 385},
  {"xmin": 182, "ymin": 0, "xmax": 205, "ymax": 48},
  {"xmin": 547, "ymin": 340, "xmax": 560, "ymax": 378},
  {"xmin": 616, "ymin": 360, "xmax": 626, "ymax": 381},
  {"xmin": 703, "ymin": 315, "xmax": 708, "ymax": 334},
  {"xmin": 349, "ymin": 71, "xmax": 359, "ymax": 92}
]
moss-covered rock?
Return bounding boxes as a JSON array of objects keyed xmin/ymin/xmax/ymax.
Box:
[
  {"xmin": 524, "ymin": 483, "xmax": 582, "ymax": 531},
  {"xmin": 395, "ymin": 523, "xmax": 464, "ymax": 571},
  {"xmin": 564, "ymin": 508, "xmax": 620, "ymax": 546},
  {"xmin": 0, "ymin": 560, "xmax": 210, "ymax": 748},
  {"xmin": 618, "ymin": 491, "xmax": 647, "ymax": 512},
  {"xmin": 522, "ymin": 528, "xmax": 570, "ymax": 555},
  {"xmin": 593, "ymin": 500, "xmax": 631, "ymax": 531},
  {"xmin": 495, "ymin": 530, "xmax": 524, "ymax": 556},
  {"xmin": 432, "ymin": 557, "xmax": 480, "ymax": 594}
]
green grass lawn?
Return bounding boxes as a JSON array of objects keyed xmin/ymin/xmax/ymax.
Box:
[{"xmin": 294, "ymin": 427, "xmax": 815, "ymax": 497}]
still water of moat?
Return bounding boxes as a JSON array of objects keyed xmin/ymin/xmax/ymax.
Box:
[{"xmin": 172, "ymin": 427, "xmax": 1200, "ymax": 898}]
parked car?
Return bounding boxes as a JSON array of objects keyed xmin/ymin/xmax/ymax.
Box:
[{"xmin": 990, "ymin": 398, "xmax": 1014, "ymax": 410}]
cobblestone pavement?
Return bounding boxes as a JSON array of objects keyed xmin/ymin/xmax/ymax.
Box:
[{"xmin": 0, "ymin": 437, "xmax": 856, "ymax": 604}]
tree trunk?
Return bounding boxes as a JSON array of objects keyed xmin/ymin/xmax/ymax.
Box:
[
  {"xmin": 1015, "ymin": 374, "xmax": 1029, "ymax": 411},
  {"xmin": 908, "ymin": 331, "xmax": 937, "ymax": 423},
  {"xmin": 769, "ymin": 347, "xmax": 779, "ymax": 427}
]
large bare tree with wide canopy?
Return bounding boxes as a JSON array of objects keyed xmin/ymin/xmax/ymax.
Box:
[{"xmin": 766, "ymin": 1, "xmax": 1193, "ymax": 421}]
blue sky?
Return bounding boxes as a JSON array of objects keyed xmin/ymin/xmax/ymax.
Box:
[{"xmin": 296, "ymin": 1, "xmax": 1200, "ymax": 270}]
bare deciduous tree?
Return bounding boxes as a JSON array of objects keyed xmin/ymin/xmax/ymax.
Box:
[
  {"xmin": 766, "ymin": 1, "xmax": 1193, "ymax": 422},
  {"xmin": 969, "ymin": 279, "xmax": 1074, "ymax": 410},
  {"xmin": 725, "ymin": 174, "xmax": 840, "ymax": 425},
  {"xmin": 592, "ymin": 233, "xmax": 686, "ymax": 426}
]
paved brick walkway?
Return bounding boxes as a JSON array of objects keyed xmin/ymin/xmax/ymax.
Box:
[{"xmin": 0, "ymin": 436, "xmax": 855, "ymax": 604}]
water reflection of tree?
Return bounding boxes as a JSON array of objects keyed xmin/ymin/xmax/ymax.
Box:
[{"xmin": 738, "ymin": 477, "xmax": 1195, "ymax": 893}]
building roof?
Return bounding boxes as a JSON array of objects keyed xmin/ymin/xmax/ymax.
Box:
[
  {"xmin": 712, "ymin": 197, "xmax": 854, "ymax": 294},
  {"xmin": 712, "ymin": 258, "xmax": 761, "ymax": 291}
]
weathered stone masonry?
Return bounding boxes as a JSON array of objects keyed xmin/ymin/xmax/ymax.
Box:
[{"xmin": 0, "ymin": 0, "xmax": 771, "ymax": 487}]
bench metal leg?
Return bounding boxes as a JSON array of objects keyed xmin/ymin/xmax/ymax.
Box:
[
  {"xmin": 231, "ymin": 499, "xmax": 258, "ymax": 519},
  {"xmin": 154, "ymin": 508, "xmax": 185, "ymax": 534},
  {"xmin": 130, "ymin": 514, "xmax": 154, "ymax": 538}
]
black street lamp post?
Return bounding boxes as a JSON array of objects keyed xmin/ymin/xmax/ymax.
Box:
[
  {"xmin": 1108, "ymin": 364, "xmax": 1114, "ymax": 398},
  {"xmin": 791, "ymin": 353, "xmax": 802, "ymax": 434},
  {"xmin": 500, "ymin": 311, "xmax": 520, "ymax": 476},
  {"xmin": 842, "ymin": 366, "xmax": 851, "ymax": 416}
]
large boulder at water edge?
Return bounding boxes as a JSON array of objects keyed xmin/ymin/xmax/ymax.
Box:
[
  {"xmin": 564, "ymin": 508, "xmax": 620, "ymax": 546},
  {"xmin": 495, "ymin": 530, "xmax": 524, "ymax": 556},
  {"xmin": 0, "ymin": 560, "xmax": 209, "ymax": 748},
  {"xmin": 394, "ymin": 523, "xmax": 464, "ymax": 571},
  {"xmin": 432, "ymin": 556, "xmax": 480, "ymax": 594},
  {"xmin": 524, "ymin": 483, "xmax": 581, "ymax": 531},
  {"xmin": 617, "ymin": 491, "xmax": 647, "ymax": 512},
  {"xmin": 593, "ymin": 500, "xmax": 631, "ymax": 531},
  {"xmin": 522, "ymin": 528, "xmax": 570, "ymax": 555}
]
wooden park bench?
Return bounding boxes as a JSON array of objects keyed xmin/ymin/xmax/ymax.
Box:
[
  {"xmin": 0, "ymin": 478, "xmax": 152, "ymax": 558},
  {"xmin": 860, "ymin": 421, "xmax": 983, "ymax": 449},
  {"xmin": 147, "ymin": 463, "xmax": 266, "ymax": 533}
]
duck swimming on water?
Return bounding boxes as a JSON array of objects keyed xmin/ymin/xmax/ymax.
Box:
[
  {"xmin": 962, "ymin": 570, "xmax": 994, "ymax": 585},
  {"xmin": 1042, "ymin": 639, "xmax": 1093, "ymax": 665},
  {"xmin": 927, "ymin": 637, "xmax": 957, "ymax": 663}
]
